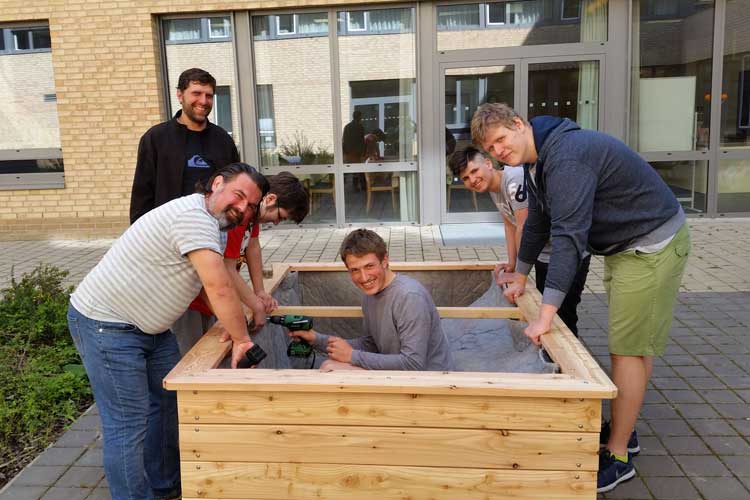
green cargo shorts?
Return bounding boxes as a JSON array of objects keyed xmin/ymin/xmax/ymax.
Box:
[{"xmin": 603, "ymin": 224, "xmax": 690, "ymax": 356}]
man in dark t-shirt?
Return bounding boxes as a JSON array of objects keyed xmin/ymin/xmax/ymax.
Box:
[{"xmin": 130, "ymin": 68, "xmax": 239, "ymax": 223}]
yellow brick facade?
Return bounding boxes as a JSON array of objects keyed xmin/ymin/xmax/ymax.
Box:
[{"xmin": 0, "ymin": 0, "xmax": 395, "ymax": 240}]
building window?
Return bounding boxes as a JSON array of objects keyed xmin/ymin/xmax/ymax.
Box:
[
  {"xmin": 256, "ymin": 84, "xmax": 276, "ymax": 152},
  {"xmin": 0, "ymin": 22, "xmax": 62, "ymax": 189},
  {"xmin": 214, "ymin": 86, "xmax": 233, "ymax": 136},
  {"xmin": 437, "ymin": 0, "xmax": 607, "ymax": 50},
  {"xmin": 338, "ymin": 8, "xmax": 414, "ymax": 35},
  {"xmin": 208, "ymin": 17, "xmax": 231, "ymax": 39},
  {"xmin": 164, "ymin": 17, "xmax": 232, "ymax": 43},
  {"xmin": 346, "ymin": 12, "xmax": 367, "ymax": 32},
  {"xmin": 0, "ymin": 26, "xmax": 52, "ymax": 53},
  {"xmin": 298, "ymin": 13, "xmax": 328, "ymax": 35},
  {"xmin": 253, "ymin": 13, "xmax": 329, "ymax": 40},
  {"xmin": 438, "ymin": 4, "xmax": 481, "ymax": 29},
  {"xmin": 277, "ymin": 14, "xmax": 297, "ymax": 35},
  {"xmin": 486, "ymin": 3, "xmax": 507, "ymax": 25},
  {"xmin": 561, "ymin": 0, "xmax": 581, "ymax": 20}
]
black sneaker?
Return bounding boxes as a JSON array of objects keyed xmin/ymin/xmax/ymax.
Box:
[
  {"xmin": 597, "ymin": 449, "xmax": 636, "ymax": 493},
  {"xmin": 599, "ymin": 420, "xmax": 640, "ymax": 455}
]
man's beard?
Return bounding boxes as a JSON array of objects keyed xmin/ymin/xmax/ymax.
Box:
[{"xmin": 213, "ymin": 207, "xmax": 242, "ymax": 231}]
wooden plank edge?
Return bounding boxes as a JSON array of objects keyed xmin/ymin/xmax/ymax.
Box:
[
  {"xmin": 164, "ymin": 324, "xmax": 231, "ymax": 384},
  {"xmin": 271, "ymin": 305, "xmax": 523, "ymax": 319},
  {"xmin": 516, "ymin": 286, "xmax": 617, "ymax": 398},
  {"xmin": 164, "ymin": 370, "xmax": 614, "ymax": 398},
  {"xmin": 280, "ymin": 261, "xmax": 499, "ymax": 272}
]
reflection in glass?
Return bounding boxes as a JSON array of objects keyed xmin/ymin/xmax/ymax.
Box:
[
  {"xmin": 445, "ymin": 66, "xmax": 514, "ymax": 214},
  {"xmin": 528, "ymin": 60, "xmax": 599, "ymax": 130},
  {"xmin": 437, "ymin": 0, "xmax": 607, "ymax": 51},
  {"xmin": 31, "ymin": 28, "xmax": 51, "ymax": 49},
  {"xmin": 721, "ymin": 0, "xmax": 750, "ymax": 149},
  {"xmin": 344, "ymin": 171, "xmax": 417, "ymax": 223},
  {"xmin": 162, "ymin": 16, "xmax": 240, "ymax": 151},
  {"xmin": 649, "ymin": 160, "xmax": 707, "ymax": 214},
  {"xmin": 718, "ymin": 160, "xmax": 750, "ymax": 213},
  {"xmin": 338, "ymin": 7, "xmax": 418, "ymax": 223},
  {"xmin": 11, "ymin": 30, "xmax": 30, "ymax": 50},
  {"xmin": 630, "ymin": 0, "xmax": 713, "ymax": 152},
  {"xmin": 208, "ymin": 17, "xmax": 231, "ymax": 39},
  {"xmin": 252, "ymin": 12, "xmax": 333, "ymax": 167},
  {"xmin": 165, "ymin": 19, "xmax": 201, "ymax": 41},
  {"xmin": 338, "ymin": 7, "xmax": 416, "ymax": 164},
  {"xmin": 301, "ymin": 173, "xmax": 336, "ymax": 224},
  {"xmin": 0, "ymin": 26, "xmax": 61, "ymax": 152}
]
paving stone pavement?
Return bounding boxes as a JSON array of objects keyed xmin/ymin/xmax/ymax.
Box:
[{"xmin": 0, "ymin": 218, "xmax": 749, "ymax": 500}]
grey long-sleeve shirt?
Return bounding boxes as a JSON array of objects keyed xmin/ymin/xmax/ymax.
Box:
[{"xmin": 311, "ymin": 274, "xmax": 454, "ymax": 371}]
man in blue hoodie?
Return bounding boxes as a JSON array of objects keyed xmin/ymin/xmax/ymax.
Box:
[{"xmin": 471, "ymin": 103, "xmax": 690, "ymax": 493}]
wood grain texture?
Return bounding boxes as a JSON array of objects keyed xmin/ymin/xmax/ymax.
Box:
[
  {"xmin": 270, "ymin": 305, "xmax": 524, "ymax": 319},
  {"xmin": 179, "ymin": 424, "xmax": 598, "ymax": 470},
  {"xmin": 178, "ymin": 390, "xmax": 601, "ymax": 431},
  {"xmin": 166, "ymin": 368, "xmax": 614, "ymax": 398},
  {"xmin": 181, "ymin": 462, "xmax": 596, "ymax": 500}
]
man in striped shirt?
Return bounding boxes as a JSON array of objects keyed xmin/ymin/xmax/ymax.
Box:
[{"xmin": 67, "ymin": 163, "xmax": 268, "ymax": 500}]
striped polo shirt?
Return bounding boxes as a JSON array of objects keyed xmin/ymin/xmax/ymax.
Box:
[{"xmin": 71, "ymin": 193, "xmax": 227, "ymax": 334}]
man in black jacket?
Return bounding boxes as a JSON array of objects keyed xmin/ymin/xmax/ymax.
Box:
[{"xmin": 130, "ymin": 68, "xmax": 240, "ymax": 223}]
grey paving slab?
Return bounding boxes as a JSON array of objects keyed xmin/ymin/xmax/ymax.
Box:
[
  {"xmin": 54, "ymin": 468, "xmax": 103, "ymax": 489},
  {"xmin": 11, "ymin": 467, "xmax": 66, "ymax": 488},
  {"xmin": 642, "ymin": 476, "xmax": 702, "ymax": 499},
  {"xmin": 0, "ymin": 487, "xmax": 48, "ymax": 500},
  {"xmin": 39, "ymin": 487, "xmax": 91, "ymax": 500},
  {"xmin": 32, "ymin": 448, "xmax": 84, "ymax": 467},
  {"xmin": 673, "ymin": 455, "xmax": 732, "ymax": 477},
  {"xmin": 690, "ymin": 476, "xmax": 750, "ymax": 500}
]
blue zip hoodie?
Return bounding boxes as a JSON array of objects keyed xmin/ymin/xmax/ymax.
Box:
[{"xmin": 516, "ymin": 117, "xmax": 684, "ymax": 308}]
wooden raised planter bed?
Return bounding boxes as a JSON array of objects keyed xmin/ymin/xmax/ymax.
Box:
[{"xmin": 164, "ymin": 262, "xmax": 616, "ymax": 500}]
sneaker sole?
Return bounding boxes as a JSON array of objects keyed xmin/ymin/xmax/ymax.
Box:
[{"xmin": 597, "ymin": 467, "xmax": 636, "ymax": 493}]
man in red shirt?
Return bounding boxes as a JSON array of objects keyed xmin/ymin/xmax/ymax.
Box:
[{"xmin": 178, "ymin": 172, "xmax": 308, "ymax": 355}]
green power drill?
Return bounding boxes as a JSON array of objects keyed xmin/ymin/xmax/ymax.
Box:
[{"xmin": 268, "ymin": 315, "xmax": 314, "ymax": 358}]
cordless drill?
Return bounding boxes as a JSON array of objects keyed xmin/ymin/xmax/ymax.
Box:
[{"xmin": 269, "ymin": 315, "xmax": 314, "ymax": 358}]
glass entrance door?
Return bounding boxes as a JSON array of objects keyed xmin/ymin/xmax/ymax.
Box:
[
  {"xmin": 440, "ymin": 56, "xmax": 603, "ymax": 223},
  {"xmin": 441, "ymin": 62, "xmax": 518, "ymax": 222}
]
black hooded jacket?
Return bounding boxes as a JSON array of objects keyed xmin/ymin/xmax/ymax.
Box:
[{"xmin": 129, "ymin": 111, "xmax": 240, "ymax": 224}]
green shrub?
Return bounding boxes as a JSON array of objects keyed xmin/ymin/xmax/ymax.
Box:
[{"xmin": 0, "ymin": 265, "xmax": 92, "ymax": 484}]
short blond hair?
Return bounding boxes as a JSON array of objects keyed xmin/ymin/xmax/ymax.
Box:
[{"xmin": 471, "ymin": 103, "xmax": 526, "ymax": 145}]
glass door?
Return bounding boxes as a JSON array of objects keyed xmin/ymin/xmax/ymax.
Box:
[{"xmin": 441, "ymin": 61, "xmax": 519, "ymax": 223}]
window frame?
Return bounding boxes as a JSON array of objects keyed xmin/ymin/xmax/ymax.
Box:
[
  {"xmin": 560, "ymin": 0, "xmax": 581, "ymax": 20},
  {"xmin": 163, "ymin": 16, "xmax": 232, "ymax": 44},
  {"xmin": 276, "ymin": 13, "xmax": 298, "ymax": 36},
  {"xmin": 0, "ymin": 24, "xmax": 52, "ymax": 54},
  {"xmin": 485, "ymin": 3, "xmax": 507, "ymax": 26},
  {"xmin": 346, "ymin": 11, "xmax": 369, "ymax": 32}
]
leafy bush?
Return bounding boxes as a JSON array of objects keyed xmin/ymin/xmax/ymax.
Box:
[{"xmin": 0, "ymin": 265, "xmax": 92, "ymax": 484}]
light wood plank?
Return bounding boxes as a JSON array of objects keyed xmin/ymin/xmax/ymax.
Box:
[
  {"xmin": 516, "ymin": 286, "xmax": 617, "ymax": 396},
  {"xmin": 270, "ymin": 305, "xmax": 523, "ymax": 319},
  {"xmin": 282, "ymin": 261, "xmax": 498, "ymax": 272},
  {"xmin": 166, "ymin": 368, "xmax": 615, "ymax": 398},
  {"xmin": 182, "ymin": 462, "xmax": 596, "ymax": 500},
  {"xmin": 178, "ymin": 390, "xmax": 601, "ymax": 431},
  {"xmin": 165, "ymin": 324, "xmax": 231, "ymax": 381},
  {"xmin": 179, "ymin": 424, "xmax": 598, "ymax": 470}
]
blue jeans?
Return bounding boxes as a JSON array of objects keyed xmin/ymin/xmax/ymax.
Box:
[{"xmin": 67, "ymin": 304, "xmax": 181, "ymax": 500}]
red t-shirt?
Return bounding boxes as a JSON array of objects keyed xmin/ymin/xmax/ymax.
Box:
[{"xmin": 188, "ymin": 222, "xmax": 260, "ymax": 316}]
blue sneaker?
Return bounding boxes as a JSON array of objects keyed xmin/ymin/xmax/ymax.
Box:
[
  {"xmin": 599, "ymin": 420, "xmax": 640, "ymax": 455},
  {"xmin": 597, "ymin": 449, "xmax": 636, "ymax": 493}
]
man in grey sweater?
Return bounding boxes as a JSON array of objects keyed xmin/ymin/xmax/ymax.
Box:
[{"xmin": 287, "ymin": 229, "xmax": 454, "ymax": 371}]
